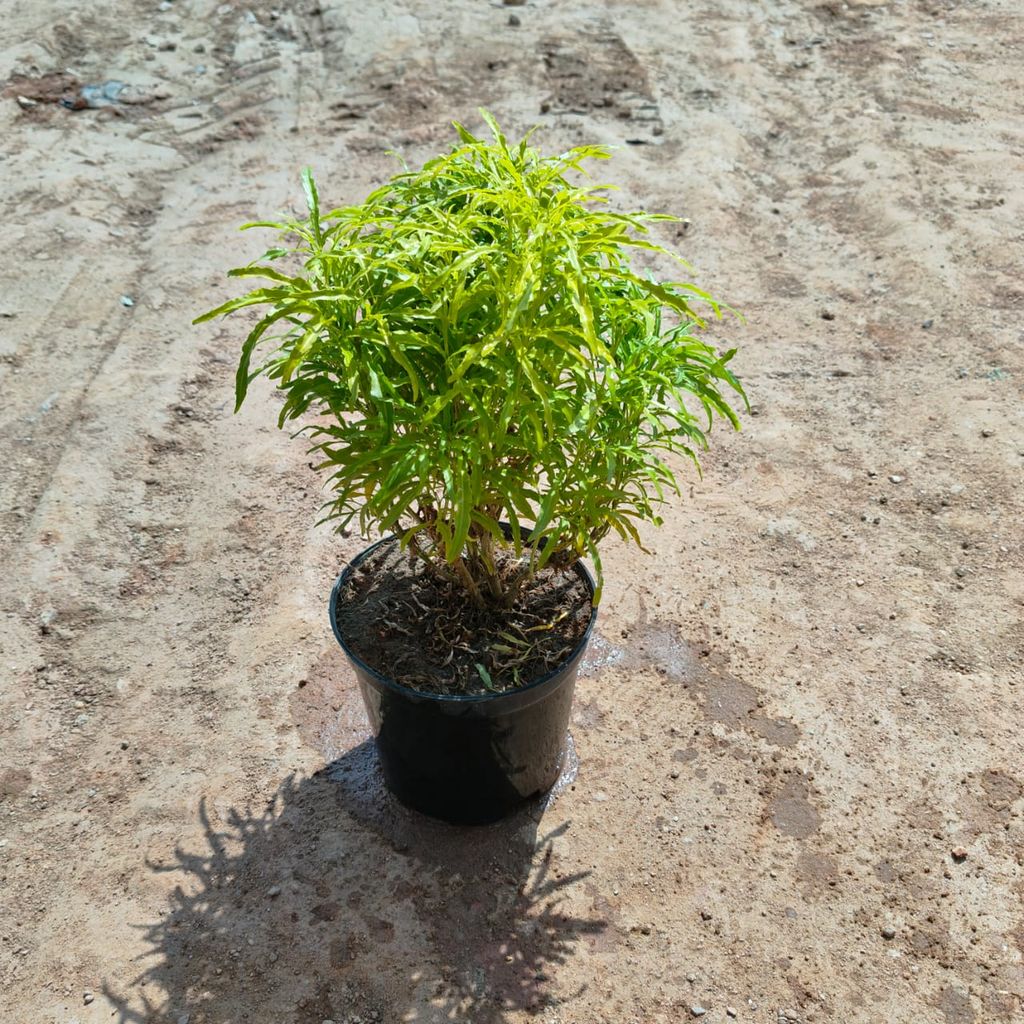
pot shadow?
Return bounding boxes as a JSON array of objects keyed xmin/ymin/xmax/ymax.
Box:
[{"xmin": 104, "ymin": 739, "xmax": 605, "ymax": 1023}]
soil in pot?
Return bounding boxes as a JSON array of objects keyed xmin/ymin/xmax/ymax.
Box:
[{"xmin": 332, "ymin": 537, "xmax": 592, "ymax": 696}]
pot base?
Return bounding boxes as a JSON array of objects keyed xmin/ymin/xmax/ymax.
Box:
[{"xmin": 359, "ymin": 674, "xmax": 575, "ymax": 825}]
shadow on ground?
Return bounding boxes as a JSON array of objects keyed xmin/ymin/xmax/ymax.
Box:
[{"xmin": 105, "ymin": 740, "xmax": 605, "ymax": 1024}]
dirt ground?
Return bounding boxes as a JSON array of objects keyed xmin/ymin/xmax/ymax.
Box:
[{"xmin": 1, "ymin": 1, "xmax": 1022, "ymax": 1022}]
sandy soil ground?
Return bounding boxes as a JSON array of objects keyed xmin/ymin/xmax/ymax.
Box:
[{"xmin": 1, "ymin": 1, "xmax": 1022, "ymax": 1022}]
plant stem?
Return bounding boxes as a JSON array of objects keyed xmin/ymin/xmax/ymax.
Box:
[
  {"xmin": 503, "ymin": 554, "xmax": 537, "ymax": 608},
  {"xmin": 451, "ymin": 555, "xmax": 486, "ymax": 608},
  {"xmin": 476, "ymin": 529, "xmax": 506, "ymax": 604}
]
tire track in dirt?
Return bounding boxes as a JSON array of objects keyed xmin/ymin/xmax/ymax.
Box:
[{"xmin": 0, "ymin": 254, "xmax": 152, "ymax": 545}]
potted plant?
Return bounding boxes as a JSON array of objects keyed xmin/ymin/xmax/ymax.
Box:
[{"xmin": 195, "ymin": 112, "xmax": 745, "ymax": 824}]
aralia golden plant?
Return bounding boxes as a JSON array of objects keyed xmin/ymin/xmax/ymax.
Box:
[{"xmin": 196, "ymin": 112, "xmax": 746, "ymax": 607}]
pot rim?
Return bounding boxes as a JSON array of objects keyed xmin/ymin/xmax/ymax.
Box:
[{"xmin": 329, "ymin": 534, "xmax": 598, "ymax": 704}]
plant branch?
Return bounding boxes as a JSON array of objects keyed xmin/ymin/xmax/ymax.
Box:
[{"xmin": 451, "ymin": 555, "xmax": 486, "ymax": 609}]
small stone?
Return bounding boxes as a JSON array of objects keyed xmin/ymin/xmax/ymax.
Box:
[
  {"xmin": 322, "ymin": 1019, "xmax": 337, "ymax": 1024},
  {"xmin": 820, "ymin": 309, "xmax": 835, "ymax": 321},
  {"xmin": 120, "ymin": 741, "xmax": 129, "ymax": 750},
  {"xmin": 267, "ymin": 884, "xmax": 282, "ymax": 897},
  {"xmin": 177, "ymin": 1015, "xmax": 190, "ymax": 1024},
  {"xmin": 954, "ymin": 567, "xmax": 967, "ymax": 578},
  {"xmin": 951, "ymin": 847, "xmax": 968, "ymax": 863},
  {"xmin": 981, "ymin": 428, "xmax": 994, "ymax": 437},
  {"xmin": 503, "ymin": 0, "xmax": 526, "ymax": 5},
  {"xmin": 700, "ymin": 909, "xmax": 713, "ymax": 921},
  {"xmin": 691, "ymin": 1008, "xmax": 707, "ymax": 1018},
  {"xmin": 726, "ymin": 1009, "xmax": 738, "ymax": 1019},
  {"xmin": 881, "ymin": 925, "xmax": 896, "ymax": 939},
  {"xmin": 921, "ymin": 318, "xmax": 934, "ymax": 329},
  {"xmin": 508, "ymin": 13, "xmax": 521, "ymax": 25},
  {"xmin": 120, "ymin": 295, "xmax": 134, "ymax": 307},
  {"xmin": 16, "ymin": 95, "xmax": 38, "ymax": 109},
  {"xmin": 84, "ymin": 992, "xmax": 94, "ymax": 1005},
  {"xmin": 855, "ymin": 579, "xmax": 865, "ymax": 587},
  {"xmin": 889, "ymin": 474, "xmax": 903, "ymax": 483}
]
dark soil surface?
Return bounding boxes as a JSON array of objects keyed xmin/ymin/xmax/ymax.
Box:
[{"xmin": 333, "ymin": 539, "xmax": 594, "ymax": 695}]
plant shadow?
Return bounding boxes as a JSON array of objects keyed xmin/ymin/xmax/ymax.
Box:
[{"xmin": 104, "ymin": 739, "xmax": 605, "ymax": 1023}]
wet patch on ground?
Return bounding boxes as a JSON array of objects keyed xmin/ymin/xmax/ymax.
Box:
[
  {"xmin": 582, "ymin": 615, "xmax": 801, "ymax": 748},
  {"xmin": 768, "ymin": 773, "xmax": 822, "ymax": 839},
  {"xmin": 288, "ymin": 647, "xmax": 369, "ymax": 761}
]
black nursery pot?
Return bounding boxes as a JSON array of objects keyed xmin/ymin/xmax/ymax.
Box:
[{"xmin": 328, "ymin": 537, "xmax": 597, "ymax": 825}]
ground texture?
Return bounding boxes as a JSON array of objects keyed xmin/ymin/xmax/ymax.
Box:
[{"xmin": 1, "ymin": 1, "xmax": 1022, "ymax": 1022}]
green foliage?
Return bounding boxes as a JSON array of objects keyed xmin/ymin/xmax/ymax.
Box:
[{"xmin": 195, "ymin": 112, "xmax": 746, "ymax": 607}]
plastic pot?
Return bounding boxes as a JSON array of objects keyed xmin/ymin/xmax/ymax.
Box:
[{"xmin": 328, "ymin": 536, "xmax": 597, "ymax": 825}]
